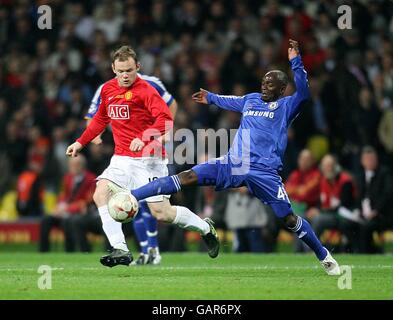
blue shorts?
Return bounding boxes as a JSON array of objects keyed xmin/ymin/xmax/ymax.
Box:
[{"xmin": 192, "ymin": 156, "xmax": 293, "ymax": 218}]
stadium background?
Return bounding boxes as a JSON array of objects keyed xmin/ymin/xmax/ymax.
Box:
[{"xmin": 1, "ymin": 0, "xmax": 393, "ymax": 253}]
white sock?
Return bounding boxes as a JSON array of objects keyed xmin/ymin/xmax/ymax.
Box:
[
  {"xmin": 172, "ymin": 206, "xmax": 210, "ymax": 235},
  {"xmin": 98, "ymin": 206, "xmax": 128, "ymax": 251}
]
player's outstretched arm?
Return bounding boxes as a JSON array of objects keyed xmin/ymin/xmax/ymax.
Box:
[
  {"xmin": 86, "ymin": 118, "xmax": 103, "ymax": 145},
  {"xmin": 288, "ymin": 39, "xmax": 300, "ymax": 60},
  {"xmin": 286, "ymin": 39, "xmax": 310, "ymax": 120},
  {"xmin": 192, "ymin": 88, "xmax": 245, "ymax": 113},
  {"xmin": 84, "ymin": 84, "xmax": 106, "ymax": 145}
]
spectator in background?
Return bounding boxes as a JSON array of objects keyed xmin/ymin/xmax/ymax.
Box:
[
  {"xmin": 378, "ymin": 107, "xmax": 393, "ymax": 170},
  {"xmin": 308, "ymin": 154, "xmax": 358, "ymax": 252},
  {"xmin": 16, "ymin": 160, "xmax": 44, "ymax": 217},
  {"xmin": 225, "ymin": 187, "xmax": 277, "ymax": 253},
  {"xmin": 72, "ymin": 201, "xmax": 110, "ymax": 253},
  {"xmin": 39, "ymin": 155, "xmax": 96, "ymax": 252},
  {"xmin": 94, "ymin": 1, "xmax": 124, "ymax": 44},
  {"xmin": 286, "ymin": 149, "xmax": 321, "ymax": 216},
  {"xmin": 2, "ymin": 121, "xmax": 28, "ymax": 175},
  {"xmin": 356, "ymin": 146, "xmax": 393, "ymax": 253},
  {"xmin": 286, "ymin": 149, "xmax": 321, "ymax": 252}
]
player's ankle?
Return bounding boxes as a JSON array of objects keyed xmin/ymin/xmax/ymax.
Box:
[{"xmin": 114, "ymin": 243, "xmax": 129, "ymax": 252}]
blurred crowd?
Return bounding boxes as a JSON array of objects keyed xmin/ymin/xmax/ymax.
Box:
[{"xmin": 1, "ymin": 0, "xmax": 393, "ymax": 252}]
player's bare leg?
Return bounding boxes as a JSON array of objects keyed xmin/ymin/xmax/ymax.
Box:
[{"xmin": 94, "ymin": 179, "xmax": 132, "ymax": 267}]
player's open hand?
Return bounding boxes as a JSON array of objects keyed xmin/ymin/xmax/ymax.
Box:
[
  {"xmin": 288, "ymin": 39, "xmax": 300, "ymax": 60},
  {"xmin": 66, "ymin": 141, "xmax": 83, "ymax": 157},
  {"xmin": 130, "ymin": 137, "xmax": 145, "ymax": 152},
  {"xmin": 192, "ymin": 88, "xmax": 209, "ymax": 104}
]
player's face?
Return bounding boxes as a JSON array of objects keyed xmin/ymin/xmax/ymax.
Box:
[
  {"xmin": 112, "ymin": 58, "xmax": 140, "ymax": 87},
  {"xmin": 298, "ymin": 150, "xmax": 314, "ymax": 171},
  {"xmin": 321, "ymin": 156, "xmax": 336, "ymax": 180},
  {"xmin": 261, "ymin": 73, "xmax": 285, "ymax": 102}
]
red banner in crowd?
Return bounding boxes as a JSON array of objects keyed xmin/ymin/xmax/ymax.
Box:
[{"xmin": 0, "ymin": 221, "xmax": 40, "ymax": 243}]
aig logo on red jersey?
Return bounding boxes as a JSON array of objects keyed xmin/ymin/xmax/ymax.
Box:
[{"xmin": 108, "ymin": 104, "xmax": 130, "ymax": 119}]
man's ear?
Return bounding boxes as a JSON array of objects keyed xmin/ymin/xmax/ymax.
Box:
[
  {"xmin": 136, "ymin": 62, "xmax": 141, "ymax": 72},
  {"xmin": 112, "ymin": 63, "xmax": 116, "ymax": 74},
  {"xmin": 280, "ymin": 85, "xmax": 287, "ymax": 95}
]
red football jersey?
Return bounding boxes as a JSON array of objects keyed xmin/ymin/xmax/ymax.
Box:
[
  {"xmin": 57, "ymin": 170, "xmax": 97, "ymax": 214},
  {"xmin": 77, "ymin": 76, "xmax": 173, "ymax": 158},
  {"xmin": 320, "ymin": 172, "xmax": 356, "ymax": 210}
]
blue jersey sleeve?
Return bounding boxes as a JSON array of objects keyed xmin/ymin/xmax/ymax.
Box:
[
  {"xmin": 85, "ymin": 84, "xmax": 104, "ymax": 119},
  {"xmin": 206, "ymin": 92, "xmax": 246, "ymax": 113},
  {"xmin": 286, "ymin": 56, "xmax": 310, "ymax": 122},
  {"xmin": 144, "ymin": 77, "xmax": 174, "ymax": 107}
]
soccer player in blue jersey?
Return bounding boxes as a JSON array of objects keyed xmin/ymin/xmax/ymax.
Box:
[
  {"xmin": 109, "ymin": 40, "xmax": 340, "ymax": 275},
  {"xmin": 85, "ymin": 74, "xmax": 178, "ymax": 265}
]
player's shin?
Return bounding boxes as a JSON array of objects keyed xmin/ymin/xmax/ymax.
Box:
[
  {"xmin": 131, "ymin": 175, "xmax": 182, "ymax": 201},
  {"xmin": 98, "ymin": 206, "xmax": 128, "ymax": 252},
  {"xmin": 288, "ymin": 216, "xmax": 327, "ymax": 260},
  {"xmin": 172, "ymin": 206, "xmax": 210, "ymax": 235}
]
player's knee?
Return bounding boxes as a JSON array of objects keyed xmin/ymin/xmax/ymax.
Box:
[
  {"xmin": 93, "ymin": 182, "xmax": 108, "ymax": 206},
  {"xmin": 92, "ymin": 189, "xmax": 101, "ymax": 204},
  {"xmin": 283, "ymin": 213, "xmax": 298, "ymax": 229},
  {"xmin": 149, "ymin": 206, "xmax": 167, "ymax": 222},
  {"xmin": 148, "ymin": 201, "xmax": 174, "ymax": 223},
  {"xmin": 178, "ymin": 170, "xmax": 198, "ymax": 186}
]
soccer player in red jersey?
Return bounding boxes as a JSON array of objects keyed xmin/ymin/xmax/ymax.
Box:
[{"xmin": 66, "ymin": 46, "xmax": 218, "ymax": 267}]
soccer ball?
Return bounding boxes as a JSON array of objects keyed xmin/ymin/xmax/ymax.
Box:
[{"xmin": 108, "ymin": 191, "xmax": 139, "ymax": 223}]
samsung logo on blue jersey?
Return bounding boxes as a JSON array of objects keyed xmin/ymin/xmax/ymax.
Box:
[{"xmin": 243, "ymin": 110, "xmax": 274, "ymax": 118}]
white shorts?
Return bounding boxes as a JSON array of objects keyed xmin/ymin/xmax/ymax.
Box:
[{"xmin": 97, "ymin": 155, "xmax": 170, "ymax": 202}]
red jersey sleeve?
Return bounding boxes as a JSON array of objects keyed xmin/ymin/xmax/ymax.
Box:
[
  {"xmin": 139, "ymin": 86, "xmax": 173, "ymax": 142},
  {"xmin": 77, "ymin": 87, "xmax": 110, "ymax": 146}
]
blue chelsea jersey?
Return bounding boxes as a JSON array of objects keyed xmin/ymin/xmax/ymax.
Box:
[{"xmin": 207, "ymin": 56, "xmax": 310, "ymax": 171}]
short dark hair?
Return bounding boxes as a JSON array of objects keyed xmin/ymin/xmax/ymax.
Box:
[
  {"xmin": 266, "ymin": 70, "xmax": 289, "ymax": 87},
  {"xmin": 274, "ymin": 70, "xmax": 289, "ymax": 87},
  {"xmin": 111, "ymin": 45, "xmax": 138, "ymax": 64},
  {"xmin": 362, "ymin": 145, "xmax": 377, "ymax": 155}
]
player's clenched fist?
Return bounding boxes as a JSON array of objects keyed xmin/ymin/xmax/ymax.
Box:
[
  {"xmin": 66, "ymin": 141, "xmax": 83, "ymax": 157},
  {"xmin": 288, "ymin": 39, "xmax": 300, "ymax": 60},
  {"xmin": 130, "ymin": 137, "xmax": 145, "ymax": 152},
  {"xmin": 192, "ymin": 88, "xmax": 209, "ymax": 104}
]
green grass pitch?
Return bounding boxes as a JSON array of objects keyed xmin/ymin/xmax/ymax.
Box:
[{"xmin": 0, "ymin": 252, "xmax": 392, "ymax": 300}]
